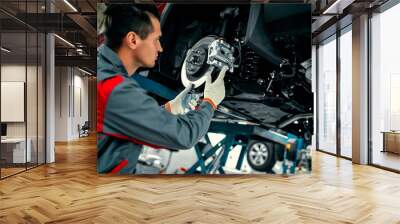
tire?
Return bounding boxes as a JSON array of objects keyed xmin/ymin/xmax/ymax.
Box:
[{"xmin": 246, "ymin": 140, "xmax": 275, "ymax": 172}]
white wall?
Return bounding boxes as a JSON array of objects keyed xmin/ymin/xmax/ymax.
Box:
[
  {"xmin": 72, "ymin": 72, "xmax": 89, "ymax": 138},
  {"xmin": 1, "ymin": 65, "xmax": 26, "ymax": 141},
  {"xmin": 1, "ymin": 65, "xmax": 41, "ymax": 137},
  {"xmin": 55, "ymin": 66, "xmax": 69, "ymax": 141},
  {"xmin": 54, "ymin": 67, "xmax": 89, "ymax": 141},
  {"xmin": 1, "ymin": 65, "xmax": 26, "ymax": 132},
  {"xmin": 1, "ymin": 63, "xmax": 45, "ymax": 164},
  {"xmin": 1, "ymin": 65, "xmax": 26, "ymax": 82}
]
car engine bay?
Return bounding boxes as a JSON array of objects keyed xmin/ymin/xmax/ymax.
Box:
[{"xmin": 150, "ymin": 4, "xmax": 313, "ymax": 144}]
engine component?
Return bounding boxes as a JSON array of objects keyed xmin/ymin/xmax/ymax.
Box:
[
  {"xmin": 240, "ymin": 46, "xmax": 262, "ymax": 80},
  {"xmin": 181, "ymin": 36, "xmax": 216, "ymax": 88},
  {"xmin": 181, "ymin": 36, "xmax": 235, "ymax": 88},
  {"xmin": 185, "ymin": 48, "xmax": 208, "ymax": 77},
  {"xmin": 207, "ymin": 39, "xmax": 235, "ymax": 73},
  {"xmin": 219, "ymin": 7, "xmax": 239, "ymax": 36},
  {"xmin": 278, "ymin": 59, "xmax": 295, "ymax": 78},
  {"xmin": 158, "ymin": 4, "xmax": 313, "ymax": 135}
]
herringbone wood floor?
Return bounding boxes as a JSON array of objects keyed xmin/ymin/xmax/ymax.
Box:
[{"xmin": 1, "ymin": 135, "xmax": 400, "ymax": 223}]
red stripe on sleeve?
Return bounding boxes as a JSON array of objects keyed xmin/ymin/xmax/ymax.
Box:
[
  {"xmin": 110, "ymin": 159, "xmax": 128, "ymax": 174},
  {"xmin": 104, "ymin": 132, "xmax": 162, "ymax": 149},
  {"xmin": 97, "ymin": 76, "xmax": 124, "ymax": 133},
  {"xmin": 98, "ymin": 75, "xmax": 164, "ymax": 150}
]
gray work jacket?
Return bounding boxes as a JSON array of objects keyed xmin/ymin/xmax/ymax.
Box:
[{"xmin": 97, "ymin": 44, "xmax": 214, "ymax": 174}]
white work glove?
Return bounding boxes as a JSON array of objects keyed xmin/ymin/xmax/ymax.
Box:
[
  {"xmin": 203, "ymin": 66, "xmax": 228, "ymax": 110},
  {"xmin": 165, "ymin": 85, "xmax": 192, "ymax": 115}
]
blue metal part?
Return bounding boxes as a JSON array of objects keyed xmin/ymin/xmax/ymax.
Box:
[
  {"xmin": 186, "ymin": 133, "xmax": 248, "ymax": 174},
  {"xmin": 186, "ymin": 137, "xmax": 224, "ymax": 174},
  {"xmin": 129, "ymin": 74, "xmax": 309, "ymax": 174},
  {"xmin": 187, "ymin": 120, "xmax": 307, "ymax": 174},
  {"xmin": 235, "ymin": 144, "xmax": 247, "ymax": 170},
  {"xmin": 132, "ymin": 74, "xmax": 177, "ymax": 100}
]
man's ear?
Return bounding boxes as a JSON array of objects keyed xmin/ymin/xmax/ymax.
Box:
[{"xmin": 125, "ymin": 31, "xmax": 141, "ymax": 50}]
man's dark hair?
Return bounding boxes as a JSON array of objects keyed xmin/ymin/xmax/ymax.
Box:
[{"xmin": 103, "ymin": 4, "xmax": 160, "ymax": 50}]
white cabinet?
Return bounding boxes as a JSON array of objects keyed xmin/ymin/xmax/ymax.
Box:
[{"xmin": 1, "ymin": 138, "xmax": 32, "ymax": 163}]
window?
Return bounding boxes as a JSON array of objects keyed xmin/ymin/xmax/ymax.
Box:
[
  {"xmin": 317, "ymin": 36, "xmax": 337, "ymax": 154},
  {"xmin": 339, "ymin": 27, "xmax": 352, "ymax": 158},
  {"xmin": 0, "ymin": 0, "xmax": 47, "ymax": 179},
  {"xmin": 370, "ymin": 3, "xmax": 400, "ymax": 171}
]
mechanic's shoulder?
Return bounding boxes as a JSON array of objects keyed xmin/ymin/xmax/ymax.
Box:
[
  {"xmin": 112, "ymin": 76, "xmax": 141, "ymax": 90},
  {"xmin": 106, "ymin": 77, "xmax": 152, "ymax": 107},
  {"xmin": 105, "ymin": 76, "xmax": 146, "ymax": 99}
]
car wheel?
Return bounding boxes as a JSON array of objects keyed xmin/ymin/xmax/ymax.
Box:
[
  {"xmin": 181, "ymin": 36, "xmax": 217, "ymax": 88},
  {"xmin": 246, "ymin": 141, "xmax": 275, "ymax": 172}
]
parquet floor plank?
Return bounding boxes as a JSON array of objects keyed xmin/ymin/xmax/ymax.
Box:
[{"xmin": 0, "ymin": 135, "xmax": 399, "ymax": 223}]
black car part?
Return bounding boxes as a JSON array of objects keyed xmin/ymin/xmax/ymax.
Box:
[{"xmin": 151, "ymin": 4, "xmax": 313, "ymax": 144}]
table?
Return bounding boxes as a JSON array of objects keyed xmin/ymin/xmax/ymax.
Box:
[
  {"xmin": 1, "ymin": 138, "xmax": 32, "ymax": 163},
  {"xmin": 382, "ymin": 131, "xmax": 400, "ymax": 154}
]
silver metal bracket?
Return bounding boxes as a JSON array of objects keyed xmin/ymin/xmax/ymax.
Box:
[{"xmin": 207, "ymin": 39, "xmax": 235, "ymax": 73}]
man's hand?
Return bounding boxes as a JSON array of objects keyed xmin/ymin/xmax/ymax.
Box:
[
  {"xmin": 203, "ymin": 66, "xmax": 228, "ymax": 110},
  {"xmin": 165, "ymin": 85, "xmax": 192, "ymax": 115}
]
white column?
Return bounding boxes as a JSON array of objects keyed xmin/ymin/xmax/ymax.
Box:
[
  {"xmin": 54, "ymin": 67, "xmax": 73, "ymax": 141},
  {"xmin": 46, "ymin": 1, "xmax": 55, "ymax": 163},
  {"xmin": 352, "ymin": 14, "xmax": 369, "ymax": 164},
  {"xmin": 312, "ymin": 45, "xmax": 317, "ymax": 150}
]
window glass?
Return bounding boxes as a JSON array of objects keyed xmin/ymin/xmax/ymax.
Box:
[
  {"xmin": 317, "ymin": 36, "xmax": 337, "ymax": 154},
  {"xmin": 371, "ymin": 3, "xmax": 400, "ymax": 171},
  {"xmin": 339, "ymin": 28, "xmax": 352, "ymax": 158}
]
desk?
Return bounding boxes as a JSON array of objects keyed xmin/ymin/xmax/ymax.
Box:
[
  {"xmin": 1, "ymin": 138, "xmax": 31, "ymax": 163},
  {"xmin": 382, "ymin": 131, "xmax": 400, "ymax": 155}
]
